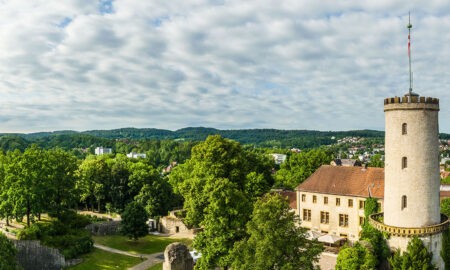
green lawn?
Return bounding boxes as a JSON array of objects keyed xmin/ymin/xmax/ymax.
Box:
[
  {"xmin": 93, "ymin": 234, "xmax": 192, "ymax": 254},
  {"xmin": 69, "ymin": 248, "xmax": 142, "ymax": 270},
  {"xmin": 147, "ymin": 263, "xmax": 163, "ymax": 270}
]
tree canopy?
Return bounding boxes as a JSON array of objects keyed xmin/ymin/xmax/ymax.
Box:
[
  {"xmin": 0, "ymin": 233, "xmax": 17, "ymax": 270},
  {"xmin": 389, "ymin": 237, "xmax": 434, "ymax": 270},
  {"xmin": 231, "ymin": 193, "xmax": 323, "ymax": 270},
  {"xmin": 120, "ymin": 201, "xmax": 149, "ymax": 240}
]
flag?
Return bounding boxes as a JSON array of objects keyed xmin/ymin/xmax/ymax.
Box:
[{"xmin": 408, "ymin": 34, "xmax": 410, "ymax": 56}]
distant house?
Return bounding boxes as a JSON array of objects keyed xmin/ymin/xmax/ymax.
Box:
[
  {"xmin": 162, "ymin": 162, "xmax": 178, "ymax": 174},
  {"xmin": 95, "ymin": 147, "xmax": 112, "ymax": 155},
  {"xmin": 330, "ymin": 159, "xmax": 362, "ymax": 167},
  {"xmin": 159, "ymin": 210, "xmax": 200, "ymax": 237},
  {"xmin": 271, "ymin": 154, "xmax": 287, "ymax": 165},
  {"xmin": 126, "ymin": 152, "xmax": 146, "ymax": 159}
]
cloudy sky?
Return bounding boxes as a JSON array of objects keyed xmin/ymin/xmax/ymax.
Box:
[{"xmin": 0, "ymin": 0, "xmax": 449, "ymax": 133}]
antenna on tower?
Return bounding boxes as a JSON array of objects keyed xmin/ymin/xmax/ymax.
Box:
[{"xmin": 406, "ymin": 12, "xmax": 416, "ymax": 96}]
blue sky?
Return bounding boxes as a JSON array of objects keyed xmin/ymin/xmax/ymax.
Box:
[{"xmin": 0, "ymin": 0, "xmax": 449, "ymax": 133}]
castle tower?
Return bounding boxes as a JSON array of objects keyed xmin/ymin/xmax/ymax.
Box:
[{"xmin": 369, "ymin": 15, "xmax": 449, "ymax": 269}]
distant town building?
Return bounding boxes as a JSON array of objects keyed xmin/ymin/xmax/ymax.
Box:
[
  {"xmin": 95, "ymin": 147, "xmax": 112, "ymax": 155},
  {"xmin": 330, "ymin": 159, "xmax": 361, "ymax": 167},
  {"xmin": 126, "ymin": 152, "xmax": 147, "ymax": 159},
  {"xmin": 271, "ymin": 154, "xmax": 287, "ymax": 165},
  {"xmin": 162, "ymin": 162, "xmax": 178, "ymax": 174}
]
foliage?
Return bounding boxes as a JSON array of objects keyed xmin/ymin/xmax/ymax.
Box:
[
  {"xmin": 388, "ymin": 237, "xmax": 434, "ymax": 270},
  {"xmin": 364, "ymin": 197, "xmax": 379, "ymax": 218},
  {"xmin": 442, "ymin": 176, "xmax": 450, "ymax": 184},
  {"xmin": 368, "ymin": 154, "xmax": 384, "ymax": 168},
  {"xmin": 230, "ymin": 194, "xmax": 323, "ymax": 270},
  {"xmin": 0, "ymin": 232, "xmax": 18, "ymax": 270},
  {"xmin": 442, "ymin": 229, "xmax": 450, "ymax": 270},
  {"xmin": 17, "ymin": 211, "xmax": 94, "ymax": 259},
  {"xmin": 68, "ymin": 248, "xmax": 141, "ymax": 270},
  {"xmin": 194, "ymin": 179, "xmax": 252, "ymax": 269},
  {"xmin": 441, "ymin": 199, "xmax": 450, "ymax": 217},
  {"xmin": 120, "ymin": 201, "xmax": 149, "ymax": 240},
  {"xmin": 275, "ymin": 148, "xmax": 333, "ymax": 189},
  {"xmin": 92, "ymin": 235, "xmax": 192, "ymax": 255},
  {"xmin": 335, "ymin": 243, "xmax": 376, "ymax": 270}
]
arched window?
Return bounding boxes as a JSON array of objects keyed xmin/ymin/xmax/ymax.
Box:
[
  {"xmin": 401, "ymin": 195, "xmax": 407, "ymax": 210},
  {"xmin": 402, "ymin": 157, "xmax": 407, "ymax": 169},
  {"xmin": 402, "ymin": 123, "xmax": 407, "ymax": 135}
]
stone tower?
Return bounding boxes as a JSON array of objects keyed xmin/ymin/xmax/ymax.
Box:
[{"xmin": 370, "ymin": 94, "xmax": 449, "ymax": 269}]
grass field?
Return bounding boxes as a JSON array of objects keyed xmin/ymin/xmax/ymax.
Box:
[
  {"xmin": 93, "ymin": 234, "xmax": 192, "ymax": 255},
  {"xmin": 69, "ymin": 248, "xmax": 142, "ymax": 270}
]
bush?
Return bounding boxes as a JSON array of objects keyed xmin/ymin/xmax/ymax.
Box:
[{"xmin": 43, "ymin": 231, "xmax": 93, "ymax": 259}]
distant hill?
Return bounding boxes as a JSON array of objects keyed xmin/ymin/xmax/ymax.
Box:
[{"xmin": 0, "ymin": 127, "xmax": 448, "ymax": 152}]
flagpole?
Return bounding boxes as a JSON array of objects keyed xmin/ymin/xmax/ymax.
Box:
[{"xmin": 407, "ymin": 12, "xmax": 412, "ymax": 95}]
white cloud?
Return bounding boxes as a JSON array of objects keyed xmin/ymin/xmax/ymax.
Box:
[{"xmin": 0, "ymin": 0, "xmax": 448, "ymax": 133}]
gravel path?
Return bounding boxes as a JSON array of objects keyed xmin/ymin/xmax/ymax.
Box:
[{"xmin": 93, "ymin": 243, "xmax": 164, "ymax": 270}]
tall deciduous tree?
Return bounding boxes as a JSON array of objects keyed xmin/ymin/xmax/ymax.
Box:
[
  {"xmin": 336, "ymin": 243, "xmax": 376, "ymax": 270},
  {"xmin": 231, "ymin": 193, "xmax": 323, "ymax": 270},
  {"xmin": 169, "ymin": 135, "xmax": 273, "ymax": 227},
  {"xmin": 120, "ymin": 201, "xmax": 149, "ymax": 240},
  {"xmin": 275, "ymin": 148, "xmax": 333, "ymax": 189}
]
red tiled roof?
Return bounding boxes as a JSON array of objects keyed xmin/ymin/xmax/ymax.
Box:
[{"xmin": 296, "ymin": 165, "xmax": 384, "ymax": 199}]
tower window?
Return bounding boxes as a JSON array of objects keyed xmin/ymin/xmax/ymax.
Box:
[
  {"xmin": 402, "ymin": 123, "xmax": 407, "ymax": 135},
  {"xmin": 402, "ymin": 157, "xmax": 407, "ymax": 169},
  {"xmin": 401, "ymin": 195, "xmax": 407, "ymax": 210}
]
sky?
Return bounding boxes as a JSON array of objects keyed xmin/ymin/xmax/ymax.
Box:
[{"xmin": 0, "ymin": 0, "xmax": 449, "ymax": 133}]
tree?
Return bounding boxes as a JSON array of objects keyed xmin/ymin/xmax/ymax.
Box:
[
  {"xmin": 389, "ymin": 237, "xmax": 434, "ymax": 270},
  {"xmin": 120, "ymin": 201, "xmax": 149, "ymax": 240},
  {"xmin": 46, "ymin": 148, "xmax": 79, "ymax": 217},
  {"xmin": 4, "ymin": 145, "xmax": 49, "ymax": 226},
  {"xmin": 368, "ymin": 154, "xmax": 384, "ymax": 168},
  {"xmin": 442, "ymin": 199, "xmax": 450, "ymax": 217},
  {"xmin": 76, "ymin": 155, "xmax": 110, "ymax": 212},
  {"xmin": 0, "ymin": 233, "xmax": 17, "ymax": 270},
  {"xmin": 194, "ymin": 179, "xmax": 252, "ymax": 269},
  {"xmin": 336, "ymin": 243, "xmax": 376, "ymax": 270},
  {"xmin": 275, "ymin": 148, "xmax": 333, "ymax": 189},
  {"xmin": 230, "ymin": 194, "xmax": 323, "ymax": 270}
]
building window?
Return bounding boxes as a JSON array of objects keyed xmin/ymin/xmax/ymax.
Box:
[
  {"xmin": 348, "ymin": 199, "xmax": 353, "ymax": 208},
  {"xmin": 313, "ymin": 195, "xmax": 317, "ymax": 203},
  {"xmin": 402, "ymin": 157, "xmax": 407, "ymax": 169},
  {"xmin": 339, "ymin": 214, "xmax": 349, "ymax": 227},
  {"xmin": 359, "ymin": 216, "xmax": 365, "ymax": 225},
  {"xmin": 301, "ymin": 194, "xmax": 306, "ymax": 202},
  {"xmin": 402, "ymin": 195, "xmax": 407, "ymax": 210},
  {"xmin": 402, "ymin": 123, "xmax": 407, "ymax": 135},
  {"xmin": 324, "ymin": 197, "xmax": 328, "ymax": 205},
  {"xmin": 336, "ymin": 198, "xmax": 341, "ymax": 206},
  {"xmin": 320, "ymin": 211, "xmax": 329, "ymax": 224},
  {"xmin": 359, "ymin": 200, "xmax": 365, "ymax": 209},
  {"xmin": 303, "ymin": 209, "xmax": 311, "ymax": 221}
]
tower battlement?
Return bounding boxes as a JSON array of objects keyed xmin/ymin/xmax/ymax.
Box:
[
  {"xmin": 384, "ymin": 96, "xmax": 439, "ymax": 105},
  {"xmin": 384, "ymin": 96, "xmax": 439, "ymax": 112}
]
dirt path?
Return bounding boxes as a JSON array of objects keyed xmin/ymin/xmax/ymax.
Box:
[{"xmin": 93, "ymin": 243, "xmax": 164, "ymax": 270}]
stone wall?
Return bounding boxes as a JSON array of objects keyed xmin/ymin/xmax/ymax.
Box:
[
  {"xmin": 163, "ymin": 242, "xmax": 193, "ymax": 270},
  {"xmin": 85, "ymin": 221, "xmax": 120, "ymax": 236},
  {"xmin": 14, "ymin": 240, "xmax": 66, "ymax": 270}
]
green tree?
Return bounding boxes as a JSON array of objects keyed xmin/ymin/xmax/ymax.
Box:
[
  {"xmin": 441, "ymin": 198, "xmax": 450, "ymax": 218},
  {"xmin": 368, "ymin": 154, "xmax": 384, "ymax": 168},
  {"xmin": 194, "ymin": 179, "xmax": 252, "ymax": 269},
  {"xmin": 0, "ymin": 233, "xmax": 18, "ymax": 270},
  {"xmin": 120, "ymin": 201, "xmax": 149, "ymax": 240},
  {"xmin": 76, "ymin": 155, "xmax": 110, "ymax": 212},
  {"xmin": 389, "ymin": 237, "xmax": 434, "ymax": 270},
  {"xmin": 4, "ymin": 145, "xmax": 49, "ymax": 226},
  {"xmin": 231, "ymin": 194, "xmax": 323, "ymax": 270},
  {"xmin": 275, "ymin": 148, "xmax": 333, "ymax": 189},
  {"xmin": 336, "ymin": 243, "xmax": 376, "ymax": 270},
  {"xmin": 46, "ymin": 148, "xmax": 79, "ymax": 217},
  {"xmin": 0, "ymin": 152, "xmax": 13, "ymax": 226}
]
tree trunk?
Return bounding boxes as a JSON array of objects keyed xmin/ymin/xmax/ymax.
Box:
[
  {"xmin": 98, "ymin": 200, "xmax": 101, "ymax": 213},
  {"xmin": 38, "ymin": 213, "xmax": 41, "ymax": 221},
  {"xmin": 6, "ymin": 215, "xmax": 9, "ymax": 226}
]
